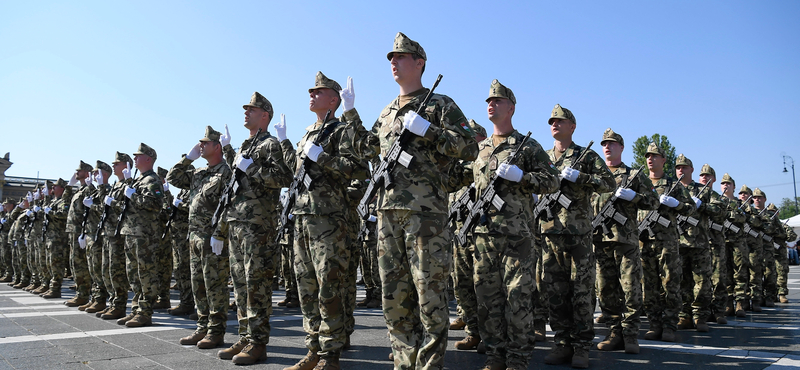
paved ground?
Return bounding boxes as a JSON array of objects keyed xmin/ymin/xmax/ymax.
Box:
[{"xmin": 2, "ymin": 267, "xmax": 800, "ymax": 369}]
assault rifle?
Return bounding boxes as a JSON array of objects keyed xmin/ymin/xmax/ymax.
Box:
[
  {"xmin": 276, "ymin": 110, "xmax": 336, "ymax": 242},
  {"xmin": 592, "ymin": 165, "xmax": 644, "ymax": 238},
  {"xmin": 533, "ymin": 141, "xmax": 595, "ymax": 222},
  {"xmin": 41, "ymin": 213, "xmax": 49, "ymax": 242},
  {"xmin": 676, "ymin": 181, "xmax": 710, "ymax": 235},
  {"xmin": 356, "ymin": 74, "xmax": 443, "ymax": 220},
  {"xmin": 448, "ymin": 184, "xmax": 475, "ymax": 226},
  {"xmin": 456, "ymin": 132, "xmax": 531, "ymax": 247},
  {"xmin": 638, "ymin": 174, "xmax": 685, "ymax": 238},
  {"xmin": 96, "ymin": 181, "xmax": 116, "ymax": 240},
  {"xmin": 211, "ymin": 127, "xmax": 263, "ymax": 231},
  {"xmin": 162, "ymin": 201, "xmax": 179, "ymax": 240},
  {"xmin": 760, "ymin": 206, "xmax": 780, "ymax": 243},
  {"xmin": 114, "ymin": 169, "xmax": 139, "ymax": 237}
]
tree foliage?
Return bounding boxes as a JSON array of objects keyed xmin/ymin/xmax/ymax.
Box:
[
  {"xmin": 631, "ymin": 134, "xmax": 677, "ymax": 176},
  {"xmin": 777, "ymin": 197, "xmax": 800, "ymax": 219}
]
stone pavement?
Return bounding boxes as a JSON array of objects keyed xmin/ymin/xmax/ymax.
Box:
[{"xmin": 2, "ymin": 267, "xmax": 800, "ymax": 369}]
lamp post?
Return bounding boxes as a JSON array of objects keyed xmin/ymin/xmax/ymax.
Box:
[{"xmin": 784, "ymin": 155, "xmax": 798, "ymax": 216}]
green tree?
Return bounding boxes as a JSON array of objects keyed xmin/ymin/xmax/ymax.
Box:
[
  {"xmin": 777, "ymin": 197, "xmax": 800, "ymax": 219},
  {"xmin": 631, "ymin": 134, "xmax": 677, "ymax": 176}
]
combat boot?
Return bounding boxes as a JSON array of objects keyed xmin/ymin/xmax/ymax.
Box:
[
  {"xmin": 751, "ymin": 300, "xmax": 762, "ymax": 312},
  {"xmin": 197, "ymin": 333, "xmax": 224, "ymax": 349},
  {"xmin": 85, "ymin": 301, "xmax": 107, "ymax": 313},
  {"xmin": 42, "ymin": 287, "xmax": 61, "ymax": 299},
  {"xmin": 623, "ymin": 334, "xmax": 640, "ymax": 354},
  {"xmin": 450, "ymin": 317, "xmax": 466, "ymax": 330},
  {"xmin": 285, "ymin": 297, "xmax": 301, "ymax": 308},
  {"xmin": 694, "ymin": 318, "xmax": 709, "ymax": 332},
  {"xmin": 12, "ymin": 280, "xmax": 28, "ymax": 289},
  {"xmin": 232, "ymin": 343, "xmax": 267, "ymax": 365},
  {"xmin": 780, "ymin": 295, "xmax": 789, "ymax": 303},
  {"xmin": 763, "ymin": 299, "xmax": 775, "ymax": 307},
  {"xmin": 152, "ymin": 298, "xmax": 171, "ymax": 309},
  {"xmin": 594, "ymin": 313, "xmax": 608, "ymax": 324},
  {"xmin": 571, "ymin": 347, "xmax": 589, "ymax": 369},
  {"xmin": 0, "ymin": 274, "xmax": 12, "ymax": 282},
  {"xmin": 168, "ymin": 304, "xmax": 193, "ymax": 316},
  {"xmin": 189, "ymin": 312, "xmax": 198, "ymax": 321},
  {"xmin": 480, "ymin": 356, "xmax": 507, "ymax": 370},
  {"xmin": 78, "ymin": 299, "xmax": 94, "ymax": 311},
  {"xmin": 283, "ymin": 351, "xmax": 319, "ymax": 370},
  {"xmin": 597, "ymin": 332, "xmax": 623, "ymax": 351},
  {"xmin": 117, "ymin": 312, "xmax": 136, "ymax": 325},
  {"xmin": 102, "ymin": 307, "xmax": 126, "ymax": 320},
  {"xmin": 454, "ymin": 335, "xmax": 481, "ymax": 350},
  {"xmin": 23, "ymin": 281, "xmax": 39, "ymax": 291},
  {"xmin": 544, "ymin": 345, "xmax": 574, "ymax": 365},
  {"xmin": 95, "ymin": 307, "xmax": 111, "ymax": 318},
  {"xmin": 32, "ymin": 285, "xmax": 48, "ymax": 294},
  {"xmin": 735, "ymin": 301, "xmax": 747, "ymax": 318},
  {"xmin": 356, "ymin": 289, "xmax": 371, "ymax": 307},
  {"xmin": 677, "ymin": 316, "xmax": 694, "ymax": 330},
  {"xmin": 218, "ymin": 337, "xmax": 248, "ymax": 360},
  {"xmin": 644, "ymin": 324, "xmax": 662, "ymax": 340},
  {"xmin": 716, "ymin": 314, "xmax": 727, "ymax": 325},
  {"xmin": 365, "ymin": 289, "xmax": 381, "ymax": 308},
  {"xmin": 65, "ymin": 296, "xmax": 89, "ymax": 307},
  {"xmin": 314, "ymin": 354, "xmax": 340, "ymax": 370},
  {"xmin": 179, "ymin": 330, "xmax": 207, "ymax": 345},
  {"xmin": 534, "ymin": 320, "xmax": 547, "ymax": 342},
  {"xmin": 660, "ymin": 328, "xmax": 676, "ymax": 342},
  {"xmin": 125, "ymin": 314, "xmax": 152, "ymax": 327},
  {"xmin": 476, "ymin": 341, "xmax": 486, "ymax": 354},
  {"xmin": 724, "ymin": 301, "xmax": 735, "ymax": 316}
]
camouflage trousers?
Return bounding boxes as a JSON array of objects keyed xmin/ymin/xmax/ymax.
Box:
[
  {"xmin": 679, "ymin": 247, "xmax": 713, "ymax": 321},
  {"xmin": 172, "ymin": 227, "xmax": 192, "ymax": 306},
  {"xmin": 26, "ymin": 237, "xmax": 39, "ymax": 284},
  {"xmin": 70, "ymin": 232, "xmax": 91, "ymax": 299},
  {"xmin": 228, "ymin": 221, "xmax": 277, "ymax": 345},
  {"xmin": 13, "ymin": 239, "xmax": 29, "ymax": 284},
  {"xmin": 125, "ymin": 235, "xmax": 159, "ymax": 317},
  {"xmin": 156, "ymin": 237, "xmax": 172, "ymax": 302},
  {"xmin": 747, "ymin": 237, "xmax": 763, "ymax": 301},
  {"xmin": 595, "ymin": 241, "xmax": 643, "ymax": 337},
  {"xmin": 641, "ymin": 238, "xmax": 682, "ymax": 331},
  {"xmin": 361, "ymin": 234, "xmax": 381, "ymax": 293},
  {"xmin": 474, "ymin": 233, "xmax": 535, "ymax": 368},
  {"xmin": 34, "ymin": 238, "xmax": 50, "ymax": 286},
  {"xmin": 532, "ymin": 234, "xmax": 548, "ymax": 323},
  {"xmin": 293, "ymin": 213, "xmax": 350, "ymax": 356},
  {"xmin": 281, "ymin": 240, "xmax": 298, "ymax": 300},
  {"xmin": 87, "ymin": 235, "xmax": 108, "ymax": 302},
  {"xmin": 46, "ymin": 234, "xmax": 67, "ymax": 290},
  {"xmin": 0, "ymin": 236, "xmax": 9, "ymax": 276},
  {"xmin": 343, "ymin": 210, "xmax": 360, "ymax": 337},
  {"xmin": 762, "ymin": 241, "xmax": 778, "ymax": 302},
  {"xmin": 189, "ymin": 232, "xmax": 229, "ymax": 335},
  {"xmin": 103, "ymin": 234, "xmax": 129, "ymax": 309},
  {"xmin": 776, "ymin": 244, "xmax": 790, "ymax": 296},
  {"xmin": 453, "ymin": 237, "xmax": 479, "ymax": 338},
  {"xmin": 541, "ymin": 233, "xmax": 595, "ymax": 350},
  {"xmin": 709, "ymin": 232, "xmax": 728, "ymax": 316},
  {"xmin": 726, "ymin": 237, "xmax": 750, "ymax": 302},
  {"xmin": 379, "ymin": 210, "xmax": 450, "ymax": 370}
]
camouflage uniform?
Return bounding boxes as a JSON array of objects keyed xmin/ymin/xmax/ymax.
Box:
[
  {"xmin": 700, "ymin": 167, "xmax": 730, "ymax": 320},
  {"xmin": 66, "ymin": 163, "xmax": 96, "ymax": 301},
  {"xmin": 778, "ymin": 225, "xmax": 798, "ymax": 299},
  {"xmin": 101, "ymin": 173, "xmax": 131, "ymax": 312},
  {"xmin": 449, "ymin": 188, "xmax": 480, "ymax": 339},
  {"xmin": 739, "ymin": 186, "xmax": 766, "ymax": 305},
  {"xmin": 763, "ymin": 204, "xmax": 786, "ymax": 303},
  {"xmin": 344, "ymin": 179, "xmax": 369, "ymax": 336},
  {"xmin": 0, "ymin": 203, "xmax": 21, "ymax": 280},
  {"xmin": 12, "ymin": 209, "xmax": 31, "ymax": 286},
  {"xmin": 86, "ymin": 165, "xmax": 112, "ymax": 306},
  {"xmin": 278, "ymin": 206, "xmax": 298, "ymax": 303},
  {"xmin": 718, "ymin": 175, "xmax": 748, "ymax": 308},
  {"xmin": 169, "ymin": 188, "xmax": 192, "ymax": 309},
  {"xmin": 156, "ymin": 170, "xmax": 174, "ymax": 306},
  {"xmin": 360, "ymin": 201, "xmax": 380, "ymax": 304},
  {"xmin": 28, "ymin": 193, "xmax": 47, "ymax": 289},
  {"xmin": 44, "ymin": 181, "xmax": 71, "ymax": 294}
]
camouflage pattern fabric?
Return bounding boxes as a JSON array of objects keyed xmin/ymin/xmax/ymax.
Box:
[
  {"xmin": 709, "ymin": 225, "xmax": 728, "ymax": 316},
  {"xmin": 762, "ymin": 208, "xmax": 785, "ymax": 301},
  {"xmin": 361, "ymin": 203, "xmax": 380, "ymax": 296},
  {"xmin": 86, "ymin": 235, "xmax": 108, "ymax": 303},
  {"xmin": 777, "ymin": 226, "xmax": 798, "ymax": 296},
  {"xmin": 189, "ymin": 232, "xmax": 229, "ymax": 335},
  {"xmin": 170, "ymin": 189, "xmax": 192, "ymax": 306},
  {"xmin": 279, "ymin": 218, "xmax": 298, "ymax": 301},
  {"xmin": 156, "ymin": 188, "xmax": 174, "ymax": 302},
  {"xmin": 743, "ymin": 202, "xmax": 766, "ymax": 302},
  {"xmin": 721, "ymin": 196, "xmax": 749, "ymax": 303},
  {"xmin": 678, "ymin": 181, "xmax": 717, "ymax": 321},
  {"xmin": 11, "ymin": 212, "xmax": 30, "ymax": 284},
  {"xmin": 101, "ymin": 180, "xmax": 130, "ymax": 309},
  {"xmin": 124, "ymin": 235, "xmax": 159, "ymax": 316}
]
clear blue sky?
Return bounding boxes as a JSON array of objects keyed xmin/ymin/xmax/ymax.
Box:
[{"xmin": 2, "ymin": 1, "xmax": 799, "ymax": 203}]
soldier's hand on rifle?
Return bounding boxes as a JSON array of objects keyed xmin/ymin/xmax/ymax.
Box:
[
  {"xmin": 68, "ymin": 173, "xmax": 78, "ymax": 187},
  {"xmin": 691, "ymin": 196, "xmax": 702, "ymax": 209},
  {"xmin": 341, "ymin": 76, "xmax": 355, "ymax": 112},
  {"xmin": 186, "ymin": 143, "xmax": 201, "ymax": 161},
  {"xmin": 210, "ymin": 237, "xmax": 224, "ymax": 256},
  {"xmin": 234, "ymin": 155, "xmax": 253, "ymax": 172},
  {"xmin": 615, "ymin": 188, "xmax": 636, "ymax": 201},
  {"xmin": 660, "ymin": 194, "xmax": 679, "ymax": 208},
  {"xmin": 560, "ymin": 167, "xmax": 580, "ymax": 183},
  {"xmin": 368, "ymin": 215, "xmax": 377, "ymax": 222},
  {"xmin": 78, "ymin": 234, "xmax": 87, "ymax": 249},
  {"xmin": 221, "ymin": 124, "xmax": 232, "ymax": 147},
  {"xmin": 82, "ymin": 197, "xmax": 93, "ymax": 207},
  {"xmin": 44, "ymin": 207, "xmax": 51, "ymax": 215},
  {"xmin": 33, "ymin": 205, "xmax": 41, "ymax": 212},
  {"xmin": 497, "ymin": 163, "xmax": 523, "ymax": 182},
  {"xmin": 303, "ymin": 141, "xmax": 323, "ymax": 163},
  {"xmin": 122, "ymin": 163, "xmax": 133, "ymax": 180},
  {"xmin": 275, "ymin": 114, "xmax": 287, "ymax": 142},
  {"xmin": 104, "ymin": 196, "xmax": 114, "ymax": 206},
  {"xmin": 173, "ymin": 198, "xmax": 182, "ymax": 207},
  {"xmin": 403, "ymin": 111, "xmax": 431, "ymax": 137},
  {"xmin": 124, "ymin": 186, "xmax": 136, "ymax": 199}
]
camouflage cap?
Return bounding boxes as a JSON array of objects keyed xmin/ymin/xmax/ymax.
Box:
[
  {"xmin": 243, "ymin": 92, "xmax": 274, "ymax": 117},
  {"xmin": 645, "ymin": 142, "xmax": 664, "ymax": 157},
  {"xmin": 45, "ymin": 180, "xmax": 54, "ymax": 188},
  {"xmin": 720, "ymin": 173, "xmax": 735, "ymax": 186},
  {"xmin": 753, "ymin": 187, "xmax": 766, "ymax": 198},
  {"xmin": 133, "ymin": 143, "xmax": 157, "ymax": 160},
  {"xmin": 700, "ymin": 163, "xmax": 715, "ymax": 177},
  {"xmin": 55, "ymin": 178, "xmax": 67, "ymax": 188},
  {"xmin": 308, "ymin": 71, "xmax": 342, "ymax": 93},
  {"xmin": 675, "ymin": 154, "xmax": 693, "ymax": 168},
  {"xmin": 199, "ymin": 126, "xmax": 221, "ymax": 142},
  {"xmin": 112, "ymin": 151, "xmax": 133, "ymax": 167},
  {"xmin": 96, "ymin": 160, "xmax": 112, "ymax": 174},
  {"xmin": 2, "ymin": 198, "xmax": 15, "ymax": 205},
  {"xmin": 486, "ymin": 79, "xmax": 516, "ymax": 105},
  {"xmin": 767, "ymin": 203, "xmax": 778, "ymax": 211},
  {"xmin": 739, "ymin": 184, "xmax": 752, "ymax": 195},
  {"xmin": 76, "ymin": 160, "xmax": 93, "ymax": 172},
  {"xmin": 387, "ymin": 32, "xmax": 426, "ymax": 61},
  {"xmin": 601, "ymin": 128, "xmax": 624, "ymax": 146},
  {"xmin": 467, "ymin": 119, "xmax": 487, "ymax": 139},
  {"xmin": 548, "ymin": 104, "xmax": 576, "ymax": 125},
  {"xmin": 157, "ymin": 167, "xmax": 168, "ymax": 178}
]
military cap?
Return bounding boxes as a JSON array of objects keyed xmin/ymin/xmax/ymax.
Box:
[
  {"xmin": 133, "ymin": 143, "xmax": 157, "ymax": 160},
  {"xmin": 675, "ymin": 154, "xmax": 693, "ymax": 168},
  {"xmin": 387, "ymin": 32, "xmax": 426, "ymax": 61},
  {"xmin": 720, "ymin": 173, "xmax": 735, "ymax": 186},
  {"xmin": 199, "ymin": 126, "xmax": 222, "ymax": 142},
  {"xmin": 753, "ymin": 187, "xmax": 766, "ymax": 198},
  {"xmin": 486, "ymin": 79, "xmax": 516, "ymax": 105},
  {"xmin": 96, "ymin": 160, "xmax": 112, "ymax": 174},
  {"xmin": 55, "ymin": 178, "xmax": 67, "ymax": 188},
  {"xmin": 739, "ymin": 184, "xmax": 752, "ymax": 195},
  {"xmin": 548, "ymin": 104, "xmax": 576, "ymax": 125},
  {"xmin": 601, "ymin": 128, "xmax": 624, "ymax": 147},
  {"xmin": 3, "ymin": 198, "xmax": 15, "ymax": 205},
  {"xmin": 645, "ymin": 142, "xmax": 664, "ymax": 157},
  {"xmin": 76, "ymin": 160, "xmax": 93, "ymax": 172},
  {"xmin": 112, "ymin": 151, "xmax": 133, "ymax": 166},
  {"xmin": 308, "ymin": 71, "xmax": 342, "ymax": 93},
  {"xmin": 466, "ymin": 119, "xmax": 487, "ymax": 139},
  {"xmin": 700, "ymin": 163, "xmax": 715, "ymax": 177},
  {"xmin": 767, "ymin": 203, "xmax": 778, "ymax": 211},
  {"xmin": 243, "ymin": 92, "xmax": 274, "ymax": 117},
  {"xmin": 155, "ymin": 167, "xmax": 167, "ymax": 179}
]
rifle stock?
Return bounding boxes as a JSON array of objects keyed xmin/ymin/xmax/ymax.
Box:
[
  {"xmin": 533, "ymin": 140, "xmax": 595, "ymax": 222},
  {"xmin": 638, "ymin": 174, "xmax": 684, "ymax": 238},
  {"xmin": 592, "ymin": 165, "xmax": 645, "ymax": 238}
]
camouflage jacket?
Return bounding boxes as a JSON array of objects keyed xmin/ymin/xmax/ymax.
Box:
[
  {"xmin": 540, "ymin": 141, "xmax": 615, "ymax": 235},
  {"xmin": 678, "ymin": 180, "xmax": 722, "ymax": 249},
  {"xmin": 705, "ymin": 189, "xmax": 728, "ymax": 247},
  {"xmin": 102, "ymin": 180, "xmax": 130, "ymax": 237},
  {"xmin": 11, "ymin": 210, "xmax": 28, "ymax": 243},
  {"xmin": 471, "ymin": 130, "xmax": 560, "ymax": 237},
  {"xmin": 66, "ymin": 184, "xmax": 95, "ymax": 234},
  {"xmin": 721, "ymin": 195, "xmax": 747, "ymax": 243},
  {"xmin": 44, "ymin": 194, "xmax": 69, "ymax": 240},
  {"xmin": 741, "ymin": 202, "xmax": 766, "ymax": 241},
  {"xmin": 1, "ymin": 208, "xmax": 22, "ymax": 243},
  {"xmin": 160, "ymin": 188, "xmax": 174, "ymax": 227},
  {"xmin": 120, "ymin": 169, "xmax": 165, "ymax": 237},
  {"xmin": 167, "ymin": 157, "xmax": 231, "ymax": 236},
  {"xmin": 785, "ymin": 225, "xmax": 798, "ymax": 244},
  {"xmin": 85, "ymin": 184, "xmax": 112, "ymax": 238},
  {"xmin": 637, "ymin": 175, "xmax": 695, "ymax": 242},
  {"xmin": 765, "ymin": 208, "xmax": 787, "ymax": 242},
  {"xmin": 344, "ymin": 89, "xmax": 479, "ymax": 214},
  {"xmin": 169, "ymin": 188, "xmax": 191, "ymax": 238},
  {"xmin": 591, "ymin": 163, "xmax": 658, "ymax": 245}
]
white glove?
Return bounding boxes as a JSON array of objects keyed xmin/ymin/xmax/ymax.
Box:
[
  {"xmin": 340, "ymin": 76, "xmax": 355, "ymax": 112},
  {"xmin": 124, "ymin": 186, "xmax": 136, "ymax": 199},
  {"xmin": 288, "ymin": 214, "xmax": 294, "ymax": 220},
  {"xmin": 68, "ymin": 173, "xmax": 78, "ymax": 187},
  {"xmin": 615, "ymin": 188, "xmax": 636, "ymax": 201},
  {"xmin": 235, "ymin": 155, "xmax": 253, "ymax": 172},
  {"xmin": 122, "ymin": 162, "xmax": 132, "ymax": 180},
  {"xmin": 660, "ymin": 194, "xmax": 680, "ymax": 208},
  {"xmin": 104, "ymin": 196, "xmax": 114, "ymax": 206},
  {"xmin": 403, "ymin": 111, "xmax": 431, "ymax": 137},
  {"xmin": 496, "ymin": 163, "xmax": 523, "ymax": 182},
  {"xmin": 26, "ymin": 210, "xmax": 33, "ymax": 217},
  {"xmin": 163, "ymin": 182, "xmax": 169, "ymax": 192},
  {"xmin": 26, "ymin": 192, "xmax": 33, "ymax": 202},
  {"xmin": 78, "ymin": 234, "xmax": 87, "ymax": 249},
  {"xmin": 692, "ymin": 196, "xmax": 702, "ymax": 209},
  {"xmin": 560, "ymin": 167, "xmax": 580, "ymax": 183},
  {"xmin": 367, "ymin": 215, "xmax": 377, "ymax": 222},
  {"xmin": 210, "ymin": 237, "xmax": 224, "ymax": 256},
  {"xmin": 221, "ymin": 124, "xmax": 232, "ymax": 147},
  {"xmin": 275, "ymin": 114, "xmax": 287, "ymax": 142},
  {"xmin": 186, "ymin": 142, "xmax": 201, "ymax": 160},
  {"xmin": 44, "ymin": 207, "xmax": 51, "ymax": 214},
  {"xmin": 96, "ymin": 170, "xmax": 104, "ymax": 184},
  {"xmin": 82, "ymin": 197, "xmax": 93, "ymax": 207},
  {"xmin": 303, "ymin": 141, "xmax": 323, "ymax": 162},
  {"xmin": 0, "ymin": 219, "xmax": 5, "ymax": 224},
  {"xmin": 173, "ymin": 198, "xmax": 182, "ymax": 207},
  {"xmin": 33, "ymin": 206, "xmax": 41, "ymax": 212},
  {"xmin": 532, "ymin": 194, "xmax": 539, "ymax": 205},
  {"xmin": 85, "ymin": 174, "xmax": 93, "ymax": 187},
  {"xmin": 42, "ymin": 186, "xmax": 49, "ymax": 196}
]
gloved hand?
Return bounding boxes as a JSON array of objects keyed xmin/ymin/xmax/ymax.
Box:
[
  {"xmin": 33, "ymin": 190, "xmax": 40, "ymax": 200},
  {"xmin": 173, "ymin": 198, "xmax": 182, "ymax": 207},
  {"xmin": 367, "ymin": 215, "xmax": 377, "ymax": 222},
  {"xmin": 403, "ymin": 111, "xmax": 431, "ymax": 137},
  {"xmin": 340, "ymin": 76, "xmax": 355, "ymax": 112},
  {"xmin": 122, "ymin": 163, "xmax": 133, "ymax": 180},
  {"xmin": 85, "ymin": 174, "xmax": 93, "ymax": 187},
  {"xmin": 235, "ymin": 155, "xmax": 253, "ymax": 172},
  {"xmin": 186, "ymin": 142, "xmax": 201, "ymax": 160},
  {"xmin": 96, "ymin": 170, "xmax": 104, "ymax": 185},
  {"xmin": 692, "ymin": 196, "xmax": 702, "ymax": 209},
  {"xmin": 42, "ymin": 186, "xmax": 49, "ymax": 196},
  {"xmin": 104, "ymin": 196, "xmax": 114, "ymax": 206},
  {"xmin": 26, "ymin": 210, "xmax": 33, "ymax": 217},
  {"xmin": 0, "ymin": 219, "xmax": 5, "ymax": 224},
  {"xmin": 124, "ymin": 186, "xmax": 136, "ymax": 199},
  {"xmin": 210, "ymin": 237, "xmax": 224, "ymax": 256},
  {"xmin": 615, "ymin": 188, "xmax": 636, "ymax": 201},
  {"xmin": 560, "ymin": 167, "xmax": 580, "ymax": 183},
  {"xmin": 221, "ymin": 124, "xmax": 232, "ymax": 147},
  {"xmin": 496, "ymin": 163, "xmax": 523, "ymax": 182},
  {"xmin": 26, "ymin": 192, "xmax": 33, "ymax": 202},
  {"xmin": 275, "ymin": 114, "xmax": 287, "ymax": 141},
  {"xmin": 33, "ymin": 206, "xmax": 41, "ymax": 212},
  {"xmin": 303, "ymin": 141, "xmax": 323, "ymax": 162},
  {"xmin": 78, "ymin": 234, "xmax": 87, "ymax": 249},
  {"xmin": 83, "ymin": 197, "xmax": 93, "ymax": 207},
  {"xmin": 44, "ymin": 207, "xmax": 51, "ymax": 214},
  {"xmin": 163, "ymin": 182, "xmax": 169, "ymax": 192},
  {"xmin": 660, "ymin": 194, "xmax": 680, "ymax": 208},
  {"xmin": 532, "ymin": 193, "xmax": 539, "ymax": 205},
  {"xmin": 68, "ymin": 173, "xmax": 78, "ymax": 187}
]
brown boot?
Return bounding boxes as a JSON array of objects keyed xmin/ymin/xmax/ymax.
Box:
[
  {"xmin": 356, "ymin": 290, "xmax": 371, "ymax": 307},
  {"xmin": 571, "ymin": 347, "xmax": 589, "ymax": 369},
  {"xmin": 32, "ymin": 285, "xmax": 49, "ymax": 294},
  {"xmin": 179, "ymin": 330, "xmax": 207, "ymax": 345},
  {"xmin": 102, "ymin": 307, "xmax": 127, "ymax": 320},
  {"xmin": 12, "ymin": 281, "xmax": 28, "ymax": 289},
  {"xmin": 218, "ymin": 337, "xmax": 249, "ymax": 360},
  {"xmin": 285, "ymin": 298, "xmax": 301, "ymax": 308},
  {"xmin": 168, "ymin": 304, "xmax": 193, "ymax": 316},
  {"xmin": 661, "ymin": 328, "xmax": 676, "ymax": 342},
  {"xmin": 42, "ymin": 289, "xmax": 61, "ymax": 299},
  {"xmin": 65, "ymin": 296, "xmax": 90, "ymax": 307},
  {"xmin": 751, "ymin": 300, "xmax": 762, "ymax": 312},
  {"xmin": 125, "ymin": 314, "xmax": 152, "ymax": 327},
  {"xmin": 597, "ymin": 332, "xmax": 623, "ymax": 351},
  {"xmin": 623, "ymin": 334, "xmax": 640, "ymax": 354},
  {"xmin": 544, "ymin": 345, "xmax": 574, "ymax": 365},
  {"xmin": 735, "ymin": 301, "xmax": 747, "ymax": 318},
  {"xmin": 283, "ymin": 351, "xmax": 319, "ymax": 370},
  {"xmin": 365, "ymin": 289, "xmax": 381, "ymax": 308},
  {"xmin": 116, "ymin": 312, "xmax": 136, "ymax": 325},
  {"xmin": 450, "ymin": 317, "xmax": 466, "ymax": 330},
  {"xmin": 454, "ymin": 335, "xmax": 481, "ymax": 350},
  {"xmin": 232, "ymin": 343, "xmax": 267, "ymax": 365},
  {"xmin": 534, "ymin": 320, "xmax": 547, "ymax": 342},
  {"xmin": 78, "ymin": 299, "xmax": 95, "ymax": 311},
  {"xmin": 779, "ymin": 295, "xmax": 789, "ymax": 303},
  {"xmin": 197, "ymin": 333, "xmax": 224, "ymax": 349},
  {"xmin": 314, "ymin": 354, "xmax": 340, "ymax": 370},
  {"xmin": 85, "ymin": 301, "xmax": 107, "ymax": 313},
  {"xmin": 96, "ymin": 307, "xmax": 111, "ymax": 318},
  {"xmin": 677, "ymin": 316, "xmax": 694, "ymax": 330},
  {"xmin": 152, "ymin": 298, "xmax": 171, "ymax": 309},
  {"xmin": 694, "ymin": 318, "xmax": 709, "ymax": 332}
]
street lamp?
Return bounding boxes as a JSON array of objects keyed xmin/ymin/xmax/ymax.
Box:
[{"xmin": 783, "ymin": 155, "xmax": 798, "ymax": 216}]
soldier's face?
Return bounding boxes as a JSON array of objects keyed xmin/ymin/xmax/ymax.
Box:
[
  {"xmin": 390, "ymin": 53, "xmax": 422, "ymax": 83},
  {"xmin": 675, "ymin": 165, "xmax": 692, "ymax": 180},
  {"xmin": 3, "ymin": 204, "xmax": 12, "ymax": 212},
  {"xmin": 76, "ymin": 170, "xmax": 89, "ymax": 181},
  {"xmin": 487, "ymin": 98, "xmax": 514, "ymax": 123},
  {"xmin": 244, "ymin": 107, "xmax": 269, "ymax": 130},
  {"xmin": 739, "ymin": 192, "xmax": 749, "ymax": 202},
  {"xmin": 720, "ymin": 182, "xmax": 733, "ymax": 195},
  {"xmin": 112, "ymin": 162, "xmax": 126, "ymax": 178},
  {"xmin": 309, "ymin": 88, "xmax": 338, "ymax": 113},
  {"xmin": 134, "ymin": 154, "xmax": 152, "ymax": 170},
  {"xmin": 699, "ymin": 173, "xmax": 713, "ymax": 185},
  {"xmin": 54, "ymin": 186, "xmax": 65, "ymax": 197},
  {"xmin": 753, "ymin": 196, "xmax": 766, "ymax": 208},
  {"xmin": 601, "ymin": 141, "xmax": 623, "ymax": 162},
  {"xmin": 549, "ymin": 118, "xmax": 575, "ymax": 140},
  {"xmin": 199, "ymin": 141, "xmax": 220, "ymax": 159},
  {"xmin": 646, "ymin": 153, "xmax": 665, "ymax": 171}
]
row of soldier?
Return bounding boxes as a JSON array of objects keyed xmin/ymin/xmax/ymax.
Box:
[{"xmin": 0, "ymin": 31, "xmax": 797, "ymax": 370}]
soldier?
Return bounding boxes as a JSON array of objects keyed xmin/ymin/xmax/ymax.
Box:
[
  {"xmin": 0, "ymin": 199, "xmax": 19, "ymax": 282},
  {"xmin": 536, "ymin": 104, "xmax": 614, "ymax": 368},
  {"xmin": 81, "ymin": 162, "xmax": 113, "ymax": 313},
  {"xmin": 168, "ymin": 125, "xmax": 232, "ymax": 349},
  {"xmin": 739, "ymin": 185, "xmax": 766, "ymax": 312},
  {"xmin": 638, "ymin": 143, "xmax": 694, "ymax": 343},
  {"xmin": 777, "ymin": 223, "xmax": 798, "ymax": 303},
  {"xmin": 593, "ymin": 129, "xmax": 658, "ymax": 354},
  {"xmin": 26, "ymin": 187, "xmax": 47, "ymax": 293},
  {"xmin": 115, "ymin": 143, "xmax": 166, "ymax": 328},
  {"xmin": 154, "ymin": 166, "xmax": 174, "ymax": 310},
  {"xmin": 276, "ymin": 194, "xmax": 299, "ymax": 309},
  {"xmin": 356, "ymin": 194, "xmax": 380, "ymax": 309},
  {"xmin": 212, "ymin": 92, "xmax": 292, "ymax": 365},
  {"xmin": 11, "ymin": 197, "xmax": 32, "ymax": 289},
  {"xmin": 719, "ymin": 174, "xmax": 749, "ymax": 318},
  {"xmin": 65, "ymin": 161, "xmax": 95, "ymax": 307},
  {"xmin": 40, "ymin": 179, "xmax": 70, "ymax": 299},
  {"xmin": 165, "ymin": 171, "xmax": 193, "ymax": 316},
  {"xmin": 761, "ymin": 201, "xmax": 784, "ymax": 306},
  {"xmin": 697, "ymin": 164, "xmax": 730, "ymax": 324}
]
